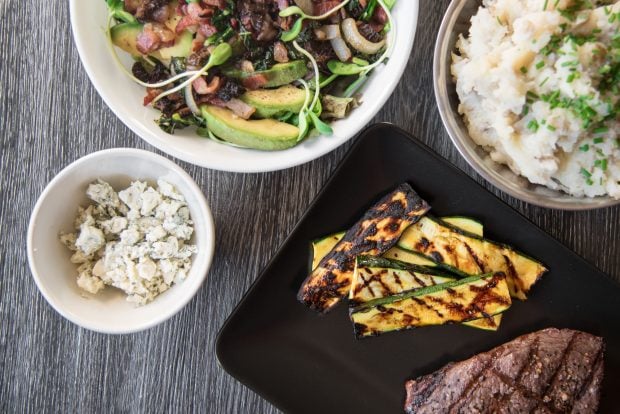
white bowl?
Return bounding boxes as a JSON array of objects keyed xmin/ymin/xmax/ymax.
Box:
[
  {"xmin": 27, "ymin": 149, "xmax": 215, "ymax": 334},
  {"xmin": 69, "ymin": 1, "xmax": 418, "ymax": 172}
]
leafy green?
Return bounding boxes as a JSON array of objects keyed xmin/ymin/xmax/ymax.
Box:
[{"xmin": 105, "ymin": 0, "xmax": 137, "ymax": 24}]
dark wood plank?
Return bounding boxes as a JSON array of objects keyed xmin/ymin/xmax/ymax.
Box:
[{"xmin": 0, "ymin": 1, "xmax": 617, "ymax": 413}]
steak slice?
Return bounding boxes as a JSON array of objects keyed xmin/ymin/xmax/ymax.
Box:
[
  {"xmin": 404, "ymin": 328, "xmax": 604, "ymax": 414},
  {"xmin": 298, "ymin": 183, "xmax": 430, "ymax": 313}
]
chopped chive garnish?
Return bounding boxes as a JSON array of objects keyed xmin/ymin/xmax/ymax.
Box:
[
  {"xmin": 520, "ymin": 66, "xmax": 528, "ymax": 74},
  {"xmin": 561, "ymin": 60, "xmax": 578, "ymax": 67},
  {"xmin": 536, "ymin": 61, "xmax": 545, "ymax": 69},
  {"xmin": 586, "ymin": 178, "xmax": 594, "ymax": 186},
  {"xmin": 523, "ymin": 105, "xmax": 530, "ymax": 116},
  {"xmin": 579, "ymin": 144, "xmax": 590, "ymax": 152},
  {"xmin": 543, "ymin": 0, "xmax": 549, "ymax": 10},
  {"xmin": 527, "ymin": 119, "xmax": 540, "ymax": 132},
  {"xmin": 593, "ymin": 137, "xmax": 604, "ymax": 144},
  {"xmin": 580, "ymin": 168, "xmax": 592, "ymax": 178},
  {"xmin": 594, "ymin": 159, "xmax": 608, "ymax": 171},
  {"xmin": 547, "ymin": 124, "xmax": 557, "ymax": 131},
  {"xmin": 593, "ymin": 126, "xmax": 608, "ymax": 134},
  {"xmin": 540, "ymin": 77, "xmax": 549, "ymax": 86}
]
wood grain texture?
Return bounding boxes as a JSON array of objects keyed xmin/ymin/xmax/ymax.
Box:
[{"xmin": 0, "ymin": 1, "xmax": 618, "ymax": 413}]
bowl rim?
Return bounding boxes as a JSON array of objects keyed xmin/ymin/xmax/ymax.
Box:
[
  {"xmin": 68, "ymin": 1, "xmax": 419, "ymax": 173},
  {"xmin": 433, "ymin": 0, "xmax": 620, "ymax": 211},
  {"xmin": 26, "ymin": 148, "xmax": 215, "ymax": 334}
]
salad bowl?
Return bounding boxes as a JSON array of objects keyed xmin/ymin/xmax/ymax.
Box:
[{"xmin": 70, "ymin": 1, "xmax": 418, "ymax": 172}]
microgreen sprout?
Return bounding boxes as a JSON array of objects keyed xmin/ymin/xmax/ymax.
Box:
[
  {"xmin": 293, "ymin": 41, "xmax": 334, "ymax": 140},
  {"xmin": 279, "ymin": 0, "xmax": 353, "ymax": 42},
  {"xmin": 151, "ymin": 42, "xmax": 232, "ymax": 104}
]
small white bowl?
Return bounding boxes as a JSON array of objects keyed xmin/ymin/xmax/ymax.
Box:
[
  {"xmin": 27, "ymin": 149, "xmax": 215, "ymax": 334},
  {"xmin": 69, "ymin": 1, "xmax": 419, "ymax": 172}
]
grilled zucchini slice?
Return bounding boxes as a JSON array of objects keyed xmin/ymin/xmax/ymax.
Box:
[
  {"xmin": 349, "ymin": 256, "xmax": 454, "ymax": 305},
  {"xmin": 397, "ymin": 217, "xmax": 547, "ymax": 300},
  {"xmin": 350, "ymin": 273, "xmax": 512, "ymax": 338},
  {"xmin": 350, "ymin": 256, "xmax": 503, "ymax": 331},
  {"xmin": 311, "ymin": 232, "xmax": 345, "ymax": 270},
  {"xmin": 310, "ymin": 215, "xmax": 484, "ymax": 271},
  {"xmin": 298, "ymin": 184, "xmax": 430, "ymax": 313},
  {"xmin": 441, "ymin": 216, "xmax": 483, "ymax": 236}
]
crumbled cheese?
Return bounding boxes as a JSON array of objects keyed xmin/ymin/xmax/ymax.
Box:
[{"xmin": 60, "ymin": 179, "xmax": 196, "ymax": 305}]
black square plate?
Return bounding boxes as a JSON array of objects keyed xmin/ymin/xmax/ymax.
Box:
[{"xmin": 216, "ymin": 124, "xmax": 620, "ymax": 413}]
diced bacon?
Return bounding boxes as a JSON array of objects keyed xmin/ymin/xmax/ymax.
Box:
[
  {"xmin": 242, "ymin": 74, "xmax": 268, "ymax": 90},
  {"xmin": 225, "ymin": 98, "xmax": 256, "ymax": 120},
  {"xmin": 274, "ymin": 41, "xmax": 289, "ymax": 63},
  {"xmin": 193, "ymin": 76, "xmax": 221, "ymax": 95},
  {"xmin": 137, "ymin": 23, "xmax": 175, "ymax": 54},
  {"xmin": 373, "ymin": 6, "xmax": 388, "ymax": 24},
  {"xmin": 240, "ymin": 60, "xmax": 255, "ymax": 73},
  {"xmin": 176, "ymin": 15, "xmax": 198, "ymax": 33},
  {"xmin": 191, "ymin": 32, "xmax": 206, "ymax": 52},
  {"xmin": 144, "ymin": 88, "xmax": 163, "ymax": 105},
  {"xmin": 203, "ymin": 0, "xmax": 226, "ymax": 8},
  {"xmin": 198, "ymin": 22, "xmax": 218, "ymax": 38},
  {"xmin": 313, "ymin": 1, "xmax": 341, "ymax": 16}
]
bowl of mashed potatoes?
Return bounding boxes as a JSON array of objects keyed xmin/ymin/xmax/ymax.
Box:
[{"xmin": 435, "ymin": 0, "xmax": 620, "ymax": 209}]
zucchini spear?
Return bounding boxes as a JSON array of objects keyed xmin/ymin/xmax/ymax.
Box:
[
  {"xmin": 350, "ymin": 273, "xmax": 512, "ymax": 338},
  {"xmin": 397, "ymin": 217, "xmax": 547, "ymax": 300},
  {"xmin": 298, "ymin": 184, "xmax": 430, "ymax": 313}
]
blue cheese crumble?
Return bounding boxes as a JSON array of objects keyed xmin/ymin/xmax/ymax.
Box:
[{"xmin": 60, "ymin": 179, "xmax": 196, "ymax": 305}]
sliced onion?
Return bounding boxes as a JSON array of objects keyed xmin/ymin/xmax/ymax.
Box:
[
  {"xmin": 341, "ymin": 18, "xmax": 385, "ymax": 55},
  {"xmin": 322, "ymin": 25, "xmax": 341, "ymax": 40},
  {"xmin": 330, "ymin": 37, "xmax": 352, "ymax": 62},
  {"xmin": 184, "ymin": 83, "xmax": 201, "ymax": 115}
]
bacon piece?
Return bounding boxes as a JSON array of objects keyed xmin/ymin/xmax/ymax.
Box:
[
  {"xmin": 313, "ymin": 1, "xmax": 341, "ymax": 16},
  {"xmin": 137, "ymin": 23, "xmax": 175, "ymax": 54},
  {"xmin": 274, "ymin": 41, "xmax": 289, "ymax": 63},
  {"xmin": 198, "ymin": 22, "xmax": 218, "ymax": 37},
  {"xmin": 144, "ymin": 88, "xmax": 163, "ymax": 106},
  {"xmin": 241, "ymin": 74, "xmax": 268, "ymax": 90},
  {"xmin": 203, "ymin": 0, "xmax": 226, "ymax": 8},
  {"xmin": 225, "ymin": 98, "xmax": 256, "ymax": 120},
  {"xmin": 193, "ymin": 76, "xmax": 222, "ymax": 95}
]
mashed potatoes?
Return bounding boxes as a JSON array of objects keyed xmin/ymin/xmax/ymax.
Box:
[{"xmin": 452, "ymin": 0, "xmax": 620, "ymax": 199}]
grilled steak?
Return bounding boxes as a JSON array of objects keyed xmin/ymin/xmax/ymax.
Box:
[
  {"xmin": 404, "ymin": 328, "xmax": 604, "ymax": 414},
  {"xmin": 298, "ymin": 183, "xmax": 430, "ymax": 313}
]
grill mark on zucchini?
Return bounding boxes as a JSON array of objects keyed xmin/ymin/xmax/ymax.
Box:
[
  {"xmin": 298, "ymin": 184, "xmax": 430, "ymax": 313},
  {"xmin": 398, "ymin": 216, "xmax": 547, "ymax": 300},
  {"xmin": 463, "ymin": 241, "xmax": 485, "ymax": 271},
  {"xmin": 350, "ymin": 273, "xmax": 511, "ymax": 337}
]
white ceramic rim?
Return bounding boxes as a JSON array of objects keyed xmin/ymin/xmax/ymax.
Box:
[
  {"xmin": 433, "ymin": 0, "xmax": 620, "ymax": 210},
  {"xmin": 69, "ymin": 1, "xmax": 419, "ymax": 172},
  {"xmin": 26, "ymin": 148, "xmax": 215, "ymax": 334}
]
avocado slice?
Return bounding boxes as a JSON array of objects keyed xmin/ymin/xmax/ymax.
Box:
[
  {"xmin": 201, "ymin": 105, "xmax": 300, "ymax": 151},
  {"xmin": 223, "ymin": 61, "xmax": 308, "ymax": 88},
  {"xmin": 110, "ymin": 22, "xmax": 192, "ymax": 60},
  {"xmin": 240, "ymin": 85, "xmax": 307, "ymax": 118}
]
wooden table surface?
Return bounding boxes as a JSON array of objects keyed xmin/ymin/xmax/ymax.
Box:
[{"xmin": 1, "ymin": 1, "xmax": 618, "ymax": 412}]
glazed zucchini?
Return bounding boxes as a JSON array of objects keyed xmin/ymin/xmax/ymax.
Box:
[
  {"xmin": 397, "ymin": 217, "xmax": 547, "ymax": 300},
  {"xmin": 298, "ymin": 184, "xmax": 430, "ymax": 313},
  {"xmin": 350, "ymin": 273, "xmax": 512, "ymax": 338},
  {"xmin": 349, "ymin": 256, "xmax": 454, "ymax": 305}
]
